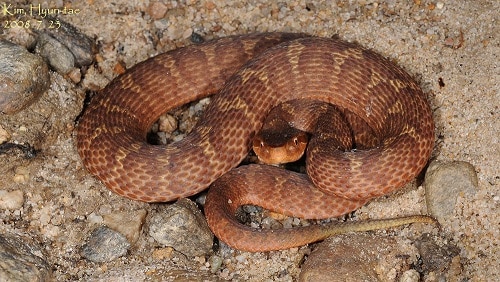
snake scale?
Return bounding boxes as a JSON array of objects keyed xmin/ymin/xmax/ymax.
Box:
[{"xmin": 77, "ymin": 33, "xmax": 435, "ymax": 252}]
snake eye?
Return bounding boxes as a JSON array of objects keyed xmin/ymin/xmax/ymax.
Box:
[
  {"xmin": 260, "ymin": 141, "xmax": 265, "ymax": 148},
  {"xmin": 293, "ymin": 137, "xmax": 299, "ymax": 146}
]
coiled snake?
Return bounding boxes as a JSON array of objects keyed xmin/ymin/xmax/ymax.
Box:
[{"xmin": 77, "ymin": 33, "xmax": 435, "ymax": 251}]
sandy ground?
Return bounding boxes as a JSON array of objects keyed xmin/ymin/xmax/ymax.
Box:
[{"xmin": 0, "ymin": 0, "xmax": 498, "ymax": 281}]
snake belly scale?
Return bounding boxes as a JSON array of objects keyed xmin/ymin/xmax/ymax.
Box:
[{"xmin": 77, "ymin": 33, "xmax": 435, "ymax": 251}]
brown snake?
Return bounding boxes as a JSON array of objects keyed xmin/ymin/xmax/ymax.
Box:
[{"xmin": 77, "ymin": 33, "xmax": 435, "ymax": 252}]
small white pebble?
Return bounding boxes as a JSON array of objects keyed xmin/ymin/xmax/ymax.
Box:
[
  {"xmin": 39, "ymin": 205, "xmax": 52, "ymax": 226},
  {"xmin": 158, "ymin": 114, "xmax": 178, "ymax": 133},
  {"xmin": 87, "ymin": 212, "xmax": 104, "ymax": 224},
  {"xmin": 235, "ymin": 254, "xmax": 247, "ymax": 263},
  {"xmin": 192, "ymin": 98, "xmax": 210, "ymax": 113},
  {"xmin": 182, "ymin": 28, "xmax": 193, "ymax": 39},
  {"xmin": 0, "ymin": 189, "xmax": 24, "ymax": 210},
  {"xmin": 282, "ymin": 218, "xmax": 293, "ymax": 228},
  {"xmin": 400, "ymin": 269, "xmax": 420, "ymax": 282},
  {"xmin": 194, "ymin": 256, "xmax": 206, "ymax": 264},
  {"xmin": 209, "ymin": 255, "xmax": 223, "ymax": 273},
  {"xmin": 67, "ymin": 68, "xmax": 82, "ymax": 83},
  {"xmin": 436, "ymin": 2, "xmax": 444, "ymax": 9},
  {"xmin": 41, "ymin": 224, "xmax": 61, "ymax": 238},
  {"xmin": 13, "ymin": 166, "xmax": 30, "ymax": 183},
  {"xmin": 220, "ymin": 268, "xmax": 230, "ymax": 279}
]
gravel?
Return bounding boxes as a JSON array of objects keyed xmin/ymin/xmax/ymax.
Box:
[{"xmin": 0, "ymin": 0, "xmax": 497, "ymax": 281}]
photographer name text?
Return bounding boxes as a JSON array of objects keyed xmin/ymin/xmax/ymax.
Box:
[{"xmin": 2, "ymin": 3, "xmax": 80, "ymax": 18}]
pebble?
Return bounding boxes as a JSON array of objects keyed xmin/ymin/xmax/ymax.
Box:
[
  {"xmin": 12, "ymin": 166, "xmax": 30, "ymax": 184},
  {"xmin": 424, "ymin": 160, "xmax": 478, "ymax": 223},
  {"xmin": 42, "ymin": 17, "xmax": 95, "ymax": 67},
  {"xmin": 87, "ymin": 212, "xmax": 104, "ymax": 224},
  {"xmin": 103, "ymin": 209, "xmax": 147, "ymax": 244},
  {"xmin": 0, "ymin": 189, "xmax": 24, "ymax": 210},
  {"xmin": 190, "ymin": 32, "xmax": 206, "ymax": 43},
  {"xmin": 414, "ymin": 233, "xmax": 462, "ymax": 279},
  {"xmin": 208, "ymin": 254, "xmax": 224, "ymax": 273},
  {"xmin": 67, "ymin": 68, "xmax": 82, "ymax": 84},
  {"xmin": 0, "ymin": 40, "xmax": 50, "ymax": 114},
  {"xmin": 0, "ymin": 125, "xmax": 10, "ymax": 144},
  {"xmin": 299, "ymin": 234, "xmax": 419, "ymax": 281},
  {"xmin": 80, "ymin": 226, "xmax": 131, "ymax": 263},
  {"xmin": 148, "ymin": 198, "xmax": 214, "ymax": 257},
  {"xmin": 0, "ymin": 232, "xmax": 52, "ymax": 281},
  {"xmin": 34, "ymin": 18, "xmax": 94, "ymax": 80},
  {"xmin": 400, "ymin": 269, "xmax": 420, "ymax": 282},
  {"xmin": 36, "ymin": 33, "xmax": 76, "ymax": 75},
  {"xmin": 158, "ymin": 114, "xmax": 178, "ymax": 134},
  {"xmin": 151, "ymin": 247, "xmax": 175, "ymax": 260},
  {"xmin": 147, "ymin": 1, "xmax": 168, "ymax": 20}
]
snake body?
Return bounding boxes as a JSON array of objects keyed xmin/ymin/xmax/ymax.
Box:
[{"xmin": 77, "ymin": 33, "xmax": 435, "ymax": 251}]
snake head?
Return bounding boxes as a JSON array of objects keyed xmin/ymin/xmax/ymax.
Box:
[{"xmin": 252, "ymin": 130, "xmax": 308, "ymax": 165}]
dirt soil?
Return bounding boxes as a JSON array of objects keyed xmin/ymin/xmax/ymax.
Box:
[{"xmin": 0, "ymin": 0, "xmax": 498, "ymax": 281}]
